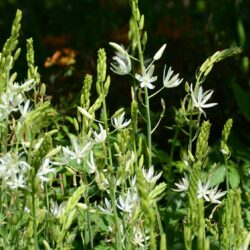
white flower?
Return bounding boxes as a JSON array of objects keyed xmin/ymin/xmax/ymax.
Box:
[
  {"xmin": 62, "ymin": 135, "xmax": 92, "ymax": 164},
  {"xmin": 111, "ymin": 52, "xmax": 131, "ymax": 75},
  {"xmin": 208, "ymin": 186, "xmax": 227, "ymax": 204},
  {"xmin": 0, "ymin": 152, "xmax": 30, "ymax": 189},
  {"xmin": 99, "ymin": 197, "xmax": 113, "ymax": 214},
  {"xmin": 197, "ymin": 180, "xmax": 211, "ymax": 201},
  {"xmin": 6, "ymin": 174, "xmax": 26, "ymax": 189},
  {"xmin": 50, "ymin": 200, "xmax": 67, "ymax": 218},
  {"xmin": 153, "ymin": 43, "xmax": 167, "ymax": 61},
  {"xmin": 135, "ymin": 65, "xmax": 157, "ymax": 89},
  {"xmin": 132, "ymin": 225, "xmax": 150, "ymax": 248},
  {"xmin": 111, "ymin": 112, "xmax": 131, "ymax": 130},
  {"xmin": 87, "ymin": 151, "xmax": 96, "ymax": 174},
  {"xmin": 10, "ymin": 79, "xmax": 35, "ymax": 92},
  {"xmin": 117, "ymin": 189, "xmax": 138, "ymax": 214},
  {"xmin": 163, "ymin": 65, "xmax": 183, "ymax": 88},
  {"xmin": 19, "ymin": 99, "xmax": 32, "ymax": 118},
  {"xmin": 93, "ymin": 124, "xmax": 107, "ymax": 143},
  {"xmin": 37, "ymin": 158, "xmax": 56, "ymax": 182},
  {"xmin": 0, "ymin": 92, "xmax": 24, "ymax": 114},
  {"xmin": 190, "ymin": 84, "xmax": 217, "ymax": 117},
  {"xmin": 142, "ymin": 165, "xmax": 162, "ymax": 184},
  {"xmin": 172, "ymin": 173, "xmax": 189, "ymax": 192}
]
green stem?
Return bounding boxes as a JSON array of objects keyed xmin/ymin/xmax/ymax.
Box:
[
  {"xmin": 31, "ymin": 178, "xmax": 39, "ymax": 250},
  {"xmin": 135, "ymin": 16, "xmax": 152, "ymax": 168},
  {"xmin": 188, "ymin": 112, "xmax": 193, "ymax": 153},
  {"xmin": 82, "ymin": 173, "xmax": 93, "ymax": 250},
  {"xmin": 145, "ymin": 87, "xmax": 152, "ymax": 167},
  {"xmin": 224, "ymin": 156, "xmax": 230, "ymax": 191},
  {"xmin": 149, "ymin": 86, "xmax": 164, "ymax": 99},
  {"xmin": 100, "ymin": 78, "xmax": 122, "ymax": 250}
]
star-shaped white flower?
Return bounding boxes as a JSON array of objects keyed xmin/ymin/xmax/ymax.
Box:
[
  {"xmin": 135, "ymin": 65, "xmax": 157, "ymax": 89},
  {"xmin": 163, "ymin": 65, "xmax": 183, "ymax": 88},
  {"xmin": 208, "ymin": 186, "xmax": 227, "ymax": 204},
  {"xmin": 111, "ymin": 112, "xmax": 131, "ymax": 130},
  {"xmin": 111, "ymin": 52, "xmax": 131, "ymax": 75},
  {"xmin": 37, "ymin": 158, "xmax": 57, "ymax": 182},
  {"xmin": 99, "ymin": 197, "xmax": 113, "ymax": 214},
  {"xmin": 62, "ymin": 135, "xmax": 92, "ymax": 164},
  {"xmin": 190, "ymin": 84, "xmax": 217, "ymax": 117},
  {"xmin": 172, "ymin": 173, "xmax": 189, "ymax": 192},
  {"xmin": 117, "ymin": 189, "xmax": 138, "ymax": 214},
  {"xmin": 142, "ymin": 165, "xmax": 162, "ymax": 184},
  {"xmin": 93, "ymin": 123, "xmax": 107, "ymax": 143},
  {"xmin": 197, "ymin": 180, "xmax": 211, "ymax": 201}
]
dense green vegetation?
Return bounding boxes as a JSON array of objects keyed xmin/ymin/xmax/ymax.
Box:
[{"xmin": 0, "ymin": 1, "xmax": 249, "ymax": 249}]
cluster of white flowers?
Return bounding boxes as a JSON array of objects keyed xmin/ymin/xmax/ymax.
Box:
[
  {"xmin": 0, "ymin": 151, "xmax": 57, "ymax": 190},
  {"xmin": 0, "ymin": 152, "xmax": 30, "ymax": 189},
  {"xmin": 173, "ymin": 174, "xmax": 227, "ymax": 204},
  {"xmin": 0, "ymin": 79, "xmax": 34, "ymax": 121},
  {"xmin": 110, "ymin": 42, "xmax": 183, "ymax": 91},
  {"xmin": 132, "ymin": 223, "xmax": 150, "ymax": 249}
]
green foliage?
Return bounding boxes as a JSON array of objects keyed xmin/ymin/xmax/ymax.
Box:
[{"xmin": 0, "ymin": 4, "xmax": 249, "ymax": 250}]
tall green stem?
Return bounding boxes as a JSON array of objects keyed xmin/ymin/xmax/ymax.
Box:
[
  {"xmin": 135, "ymin": 19, "xmax": 152, "ymax": 168},
  {"xmin": 100, "ymin": 76, "xmax": 122, "ymax": 250}
]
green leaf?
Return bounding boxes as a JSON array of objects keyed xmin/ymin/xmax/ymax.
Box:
[
  {"xmin": 232, "ymin": 83, "xmax": 250, "ymax": 121},
  {"xmin": 208, "ymin": 165, "xmax": 226, "ymax": 186},
  {"xmin": 228, "ymin": 165, "xmax": 240, "ymax": 188}
]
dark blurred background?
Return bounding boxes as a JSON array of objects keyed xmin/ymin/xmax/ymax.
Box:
[{"xmin": 0, "ymin": 0, "xmax": 249, "ymax": 160}]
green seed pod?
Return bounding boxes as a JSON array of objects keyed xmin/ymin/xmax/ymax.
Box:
[
  {"xmin": 14, "ymin": 47, "xmax": 21, "ymax": 61},
  {"xmin": 73, "ymin": 118, "xmax": 79, "ymax": 132},
  {"xmin": 40, "ymin": 83, "xmax": 46, "ymax": 97},
  {"xmin": 139, "ymin": 14, "xmax": 144, "ymax": 30},
  {"xmin": 142, "ymin": 31, "xmax": 147, "ymax": 47}
]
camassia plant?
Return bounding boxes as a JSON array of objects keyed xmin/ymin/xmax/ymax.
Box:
[{"xmin": 0, "ymin": 2, "xmax": 249, "ymax": 250}]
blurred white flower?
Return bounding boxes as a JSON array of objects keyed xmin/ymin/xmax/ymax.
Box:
[
  {"xmin": 132, "ymin": 224, "xmax": 150, "ymax": 248},
  {"xmin": 50, "ymin": 200, "xmax": 67, "ymax": 218},
  {"xmin": 172, "ymin": 173, "xmax": 189, "ymax": 192},
  {"xmin": 135, "ymin": 65, "xmax": 157, "ymax": 89},
  {"xmin": 0, "ymin": 152, "xmax": 30, "ymax": 190},
  {"xmin": 117, "ymin": 189, "xmax": 138, "ymax": 214},
  {"xmin": 163, "ymin": 65, "xmax": 183, "ymax": 88},
  {"xmin": 142, "ymin": 165, "xmax": 162, "ymax": 184},
  {"xmin": 93, "ymin": 123, "xmax": 107, "ymax": 143},
  {"xmin": 62, "ymin": 135, "xmax": 92, "ymax": 164},
  {"xmin": 111, "ymin": 112, "xmax": 131, "ymax": 130},
  {"xmin": 87, "ymin": 151, "xmax": 96, "ymax": 174},
  {"xmin": 197, "ymin": 180, "xmax": 210, "ymax": 201},
  {"xmin": 99, "ymin": 197, "xmax": 113, "ymax": 214},
  {"xmin": 6, "ymin": 174, "xmax": 26, "ymax": 189},
  {"xmin": 0, "ymin": 92, "xmax": 24, "ymax": 114},
  {"xmin": 19, "ymin": 99, "xmax": 32, "ymax": 118},
  {"xmin": 208, "ymin": 186, "xmax": 227, "ymax": 204},
  {"xmin": 111, "ymin": 51, "xmax": 131, "ymax": 75},
  {"xmin": 37, "ymin": 158, "xmax": 56, "ymax": 182},
  {"xmin": 190, "ymin": 84, "xmax": 217, "ymax": 117},
  {"xmin": 10, "ymin": 79, "xmax": 35, "ymax": 92}
]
